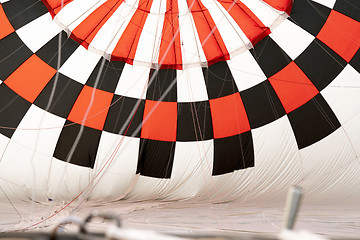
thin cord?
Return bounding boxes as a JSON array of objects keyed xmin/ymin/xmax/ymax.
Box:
[{"xmin": 0, "ymin": 186, "xmax": 22, "ymax": 220}]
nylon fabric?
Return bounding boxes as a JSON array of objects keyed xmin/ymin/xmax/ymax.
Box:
[{"xmin": 0, "ymin": 0, "xmax": 359, "ymax": 206}]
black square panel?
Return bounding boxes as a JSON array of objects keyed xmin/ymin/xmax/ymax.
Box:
[
  {"xmin": 85, "ymin": 59, "xmax": 125, "ymax": 93},
  {"xmin": 295, "ymin": 39, "xmax": 347, "ymax": 91},
  {"xmin": 34, "ymin": 73, "xmax": 83, "ymax": 118},
  {"xmin": 0, "ymin": 83, "xmax": 31, "ymax": 138},
  {"xmin": 203, "ymin": 61, "xmax": 238, "ymax": 99},
  {"xmin": 2, "ymin": 0, "xmax": 48, "ymax": 30},
  {"xmin": 137, "ymin": 138, "xmax": 176, "ymax": 178},
  {"xmin": 177, "ymin": 101, "xmax": 213, "ymax": 141},
  {"xmin": 213, "ymin": 131, "xmax": 254, "ymax": 175},
  {"xmin": 334, "ymin": 0, "xmax": 360, "ymax": 21},
  {"xmin": 0, "ymin": 32, "xmax": 33, "ymax": 80},
  {"xmin": 240, "ymin": 80, "xmax": 286, "ymax": 129},
  {"xmin": 36, "ymin": 32, "xmax": 79, "ymax": 70},
  {"xmin": 288, "ymin": 93, "xmax": 341, "ymax": 149},
  {"xmin": 289, "ymin": 0, "xmax": 331, "ymax": 36},
  {"xmin": 146, "ymin": 68, "xmax": 177, "ymax": 102},
  {"xmin": 103, "ymin": 95, "xmax": 145, "ymax": 137},
  {"xmin": 53, "ymin": 120, "xmax": 102, "ymax": 168},
  {"xmin": 250, "ymin": 36, "xmax": 292, "ymax": 78}
]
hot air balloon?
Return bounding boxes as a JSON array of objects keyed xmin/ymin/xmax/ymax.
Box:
[{"xmin": 0, "ymin": 0, "xmax": 360, "ymax": 211}]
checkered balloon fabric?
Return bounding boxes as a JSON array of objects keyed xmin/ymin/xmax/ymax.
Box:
[{"xmin": 0, "ymin": 0, "xmax": 359, "ymax": 202}]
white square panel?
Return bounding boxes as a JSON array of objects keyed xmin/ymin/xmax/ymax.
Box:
[
  {"xmin": 59, "ymin": 46, "xmax": 101, "ymax": 84},
  {"xmin": 228, "ymin": 50, "xmax": 267, "ymax": 92},
  {"xmin": 91, "ymin": 132, "xmax": 139, "ymax": 200},
  {"xmin": 322, "ymin": 65, "xmax": 360, "ymax": 124},
  {"xmin": 94, "ymin": 132, "xmax": 139, "ymax": 175},
  {"xmin": 270, "ymin": 19, "xmax": 315, "ymax": 60},
  {"xmin": 17, "ymin": 13, "xmax": 62, "ymax": 53},
  {"xmin": 177, "ymin": 67, "xmax": 209, "ymax": 102},
  {"xmin": 169, "ymin": 140, "xmax": 214, "ymax": 199},
  {"xmin": 114, "ymin": 63, "xmax": 150, "ymax": 99},
  {"xmin": 47, "ymin": 157, "xmax": 92, "ymax": 201},
  {"xmin": 11, "ymin": 104, "xmax": 66, "ymax": 156}
]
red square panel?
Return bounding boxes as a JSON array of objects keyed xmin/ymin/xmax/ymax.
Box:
[
  {"xmin": 209, "ymin": 93, "xmax": 250, "ymax": 139},
  {"xmin": 5, "ymin": 54, "xmax": 56, "ymax": 103},
  {"xmin": 0, "ymin": 5, "xmax": 14, "ymax": 40},
  {"xmin": 68, "ymin": 85, "xmax": 113, "ymax": 130},
  {"xmin": 141, "ymin": 100, "xmax": 177, "ymax": 142},
  {"xmin": 269, "ymin": 62, "xmax": 319, "ymax": 113},
  {"xmin": 317, "ymin": 10, "xmax": 360, "ymax": 62}
]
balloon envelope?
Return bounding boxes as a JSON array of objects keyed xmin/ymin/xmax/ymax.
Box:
[{"xmin": 0, "ymin": 0, "xmax": 360, "ymax": 203}]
